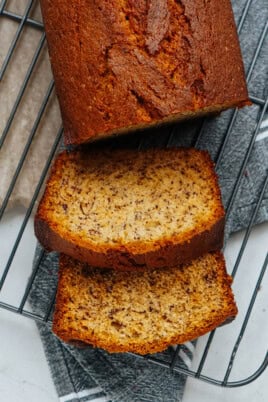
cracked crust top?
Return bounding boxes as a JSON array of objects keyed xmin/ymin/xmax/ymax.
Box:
[{"xmin": 40, "ymin": 0, "xmax": 249, "ymax": 145}]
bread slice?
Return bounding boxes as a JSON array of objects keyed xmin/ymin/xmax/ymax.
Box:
[
  {"xmin": 35, "ymin": 147, "xmax": 225, "ymax": 270},
  {"xmin": 53, "ymin": 252, "xmax": 237, "ymax": 355}
]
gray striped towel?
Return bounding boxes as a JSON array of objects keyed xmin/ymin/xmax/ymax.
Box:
[
  {"xmin": 29, "ymin": 0, "xmax": 268, "ymax": 401},
  {"xmin": 29, "ymin": 110, "xmax": 268, "ymax": 401}
]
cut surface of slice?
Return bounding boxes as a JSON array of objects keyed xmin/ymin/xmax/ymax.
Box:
[
  {"xmin": 35, "ymin": 147, "xmax": 225, "ymax": 270},
  {"xmin": 53, "ymin": 252, "xmax": 237, "ymax": 355}
]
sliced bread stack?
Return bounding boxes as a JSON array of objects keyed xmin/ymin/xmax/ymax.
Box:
[{"xmin": 35, "ymin": 147, "xmax": 237, "ymax": 354}]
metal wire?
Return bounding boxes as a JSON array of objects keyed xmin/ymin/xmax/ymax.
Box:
[
  {"xmin": 0, "ymin": 127, "xmax": 62, "ymax": 290},
  {"xmin": 194, "ymin": 169, "xmax": 268, "ymax": 379},
  {"xmin": 0, "ymin": 0, "xmax": 8, "ymax": 13},
  {"xmin": 0, "ymin": 0, "xmax": 35, "ymax": 80},
  {"xmin": 231, "ymin": 173, "xmax": 268, "ymax": 279},
  {"xmin": 0, "ymin": 78, "xmax": 54, "ymax": 217},
  {"xmin": 1, "ymin": 9, "xmax": 43, "ymax": 29},
  {"xmin": 223, "ymin": 253, "xmax": 268, "ymax": 385},
  {"xmin": 0, "ymin": 32, "xmax": 46, "ymax": 148},
  {"xmin": 17, "ymin": 248, "xmax": 46, "ymax": 313},
  {"xmin": 170, "ymin": 345, "xmax": 182, "ymax": 371},
  {"xmin": 215, "ymin": 22, "xmax": 268, "ymax": 170},
  {"xmin": 225, "ymin": 97, "xmax": 268, "ymax": 218},
  {"xmin": 0, "ymin": 0, "xmax": 267, "ymax": 389}
]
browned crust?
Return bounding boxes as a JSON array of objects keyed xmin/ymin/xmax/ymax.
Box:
[
  {"xmin": 65, "ymin": 101, "xmax": 250, "ymax": 146},
  {"xmin": 52, "ymin": 252, "xmax": 238, "ymax": 355},
  {"xmin": 34, "ymin": 148, "xmax": 225, "ymax": 270},
  {"xmin": 40, "ymin": 0, "xmax": 250, "ymax": 146},
  {"xmin": 53, "ymin": 310, "xmax": 237, "ymax": 355},
  {"xmin": 35, "ymin": 213, "xmax": 224, "ymax": 271}
]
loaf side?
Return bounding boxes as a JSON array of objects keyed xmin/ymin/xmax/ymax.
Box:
[{"xmin": 40, "ymin": 0, "xmax": 250, "ymax": 145}]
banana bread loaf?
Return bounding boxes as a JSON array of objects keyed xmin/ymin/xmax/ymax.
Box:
[
  {"xmin": 35, "ymin": 147, "xmax": 225, "ymax": 270},
  {"xmin": 53, "ymin": 252, "xmax": 237, "ymax": 354},
  {"xmin": 40, "ymin": 0, "xmax": 250, "ymax": 145}
]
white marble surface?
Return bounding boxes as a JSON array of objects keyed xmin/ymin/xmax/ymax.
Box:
[{"xmin": 0, "ymin": 208, "xmax": 267, "ymax": 401}]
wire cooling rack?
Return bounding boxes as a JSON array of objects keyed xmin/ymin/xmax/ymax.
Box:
[{"xmin": 0, "ymin": 0, "xmax": 267, "ymax": 389}]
